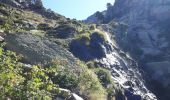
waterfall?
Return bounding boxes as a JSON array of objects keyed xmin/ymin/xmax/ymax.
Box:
[{"xmin": 97, "ymin": 31, "xmax": 157, "ymax": 100}]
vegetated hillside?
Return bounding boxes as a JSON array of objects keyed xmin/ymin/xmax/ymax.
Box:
[
  {"xmin": 86, "ymin": 0, "xmax": 170, "ymax": 100},
  {"xmin": 0, "ymin": 1, "xmax": 120, "ymax": 100}
]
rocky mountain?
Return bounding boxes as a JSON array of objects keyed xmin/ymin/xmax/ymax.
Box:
[
  {"xmin": 86, "ymin": 0, "xmax": 170, "ymax": 100},
  {"xmin": 2, "ymin": 0, "xmax": 170, "ymax": 100}
]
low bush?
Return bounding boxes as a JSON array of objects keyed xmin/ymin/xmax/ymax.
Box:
[
  {"xmin": 37, "ymin": 23, "xmax": 52, "ymax": 31},
  {"xmin": 76, "ymin": 34, "xmax": 91, "ymax": 45},
  {"xmin": 48, "ymin": 60, "xmax": 109, "ymax": 100},
  {"xmin": 86, "ymin": 61, "xmax": 97, "ymax": 68},
  {"xmin": 92, "ymin": 31, "xmax": 107, "ymax": 41},
  {"xmin": 95, "ymin": 68, "xmax": 112, "ymax": 87},
  {"xmin": 0, "ymin": 43, "xmax": 59, "ymax": 99}
]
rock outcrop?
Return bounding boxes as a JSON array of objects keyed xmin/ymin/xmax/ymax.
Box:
[
  {"xmin": 70, "ymin": 31, "xmax": 111, "ymax": 61},
  {"xmin": 4, "ymin": 33, "xmax": 77, "ymax": 66}
]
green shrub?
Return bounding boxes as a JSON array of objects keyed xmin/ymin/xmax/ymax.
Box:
[
  {"xmin": 76, "ymin": 34, "xmax": 91, "ymax": 45},
  {"xmin": 75, "ymin": 30, "xmax": 107, "ymax": 46},
  {"xmin": 0, "ymin": 33, "xmax": 115, "ymax": 100},
  {"xmin": 86, "ymin": 61, "xmax": 96, "ymax": 68},
  {"xmin": 92, "ymin": 31, "xmax": 107, "ymax": 41},
  {"xmin": 94, "ymin": 68, "xmax": 115, "ymax": 99},
  {"xmin": 48, "ymin": 60, "xmax": 108, "ymax": 100},
  {"xmin": 78, "ymin": 68, "xmax": 107, "ymax": 100},
  {"xmin": 86, "ymin": 61, "xmax": 99, "ymax": 69},
  {"xmin": 0, "ymin": 43, "xmax": 59, "ymax": 99},
  {"xmin": 37, "ymin": 23, "xmax": 52, "ymax": 31},
  {"xmin": 94, "ymin": 68, "xmax": 113, "ymax": 87},
  {"xmin": 77, "ymin": 61, "xmax": 108, "ymax": 100},
  {"xmin": 52, "ymin": 69, "xmax": 79, "ymax": 90}
]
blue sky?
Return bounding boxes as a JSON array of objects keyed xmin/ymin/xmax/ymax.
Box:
[{"xmin": 42, "ymin": 0, "xmax": 115, "ymax": 20}]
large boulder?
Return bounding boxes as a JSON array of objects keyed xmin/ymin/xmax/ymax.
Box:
[{"xmin": 70, "ymin": 32, "xmax": 111, "ymax": 61}]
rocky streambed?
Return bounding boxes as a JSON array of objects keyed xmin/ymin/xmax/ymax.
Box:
[{"xmin": 97, "ymin": 31, "xmax": 157, "ymax": 100}]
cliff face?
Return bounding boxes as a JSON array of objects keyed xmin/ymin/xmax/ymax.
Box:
[
  {"xmin": 107, "ymin": 0, "xmax": 170, "ymax": 23},
  {"xmin": 87, "ymin": 0, "xmax": 170, "ymax": 23},
  {"xmin": 86, "ymin": 0, "xmax": 170, "ymax": 100}
]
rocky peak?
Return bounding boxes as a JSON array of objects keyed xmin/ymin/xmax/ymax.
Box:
[
  {"xmin": 86, "ymin": 0, "xmax": 170, "ymax": 24},
  {"xmin": 110, "ymin": 0, "xmax": 170, "ymax": 23}
]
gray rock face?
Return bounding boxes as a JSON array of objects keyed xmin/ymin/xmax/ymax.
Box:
[
  {"xmin": 110, "ymin": 0, "xmax": 170, "ymax": 22},
  {"xmin": 4, "ymin": 33, "xmax": 77, "ymax": 67},
  {"xmin": 87, "ymin": 0, "xmax": 170, "ymax": 23},
  {"xmin": 85, "ymin": 11, "xmax": 106, "ymax": 24},
  {"xmin": 107, "ymin": 2, "xmax": 170, "ymax": 97},
  {"xmin": 146, "ymin": 61, "xmax": 170, "ymax": 87},
  {"xmin": 99, "ymin": 0, "xmax": 170, "ymax": 58},
  {"xmin": 86, "ymin": 0, "xmax": 170, "ymax": 99}
]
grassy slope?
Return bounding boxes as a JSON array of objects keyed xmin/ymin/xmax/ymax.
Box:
[{"xmin": 0, "ymin": 3, "xmax": 116, "ymax": 100}]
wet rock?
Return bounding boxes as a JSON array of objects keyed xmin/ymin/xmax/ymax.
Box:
[
  {"xmin": 86, "ymin": 0, "xmax": 170, "ymax": 99},
  {"xmin": 96, "ymin": 31, "xmax": 157, "ymax": 99},
  {"xmin": 124, "ymin": 90, "xmax": 142, "ymax": 100}
]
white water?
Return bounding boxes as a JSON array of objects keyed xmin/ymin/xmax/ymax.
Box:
[{"xmin": 97, "ymin": 31, "xmax": 157, "ymax": 100}]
